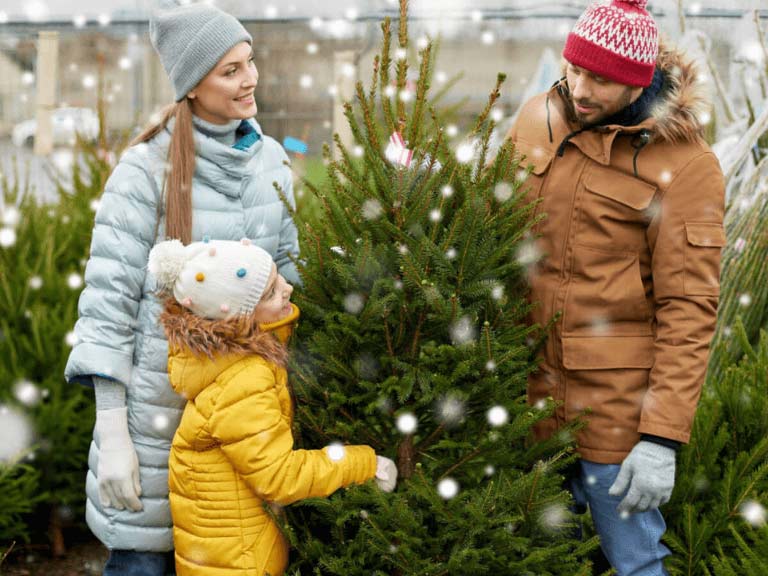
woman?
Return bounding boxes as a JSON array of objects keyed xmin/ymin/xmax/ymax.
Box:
[{"xmin": 64, "ymin": 1, "xmax": 300, "ymax": 574}]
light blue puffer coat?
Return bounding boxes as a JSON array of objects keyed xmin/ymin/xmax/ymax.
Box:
[{"xmin": 64, "ymin": 117, "xmax": 300, "ymax": 552}]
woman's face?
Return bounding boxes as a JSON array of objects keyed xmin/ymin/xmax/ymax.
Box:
[
  {"xmin": 187, "ymin": 41, "xmax": 259, "ymax": 125},
  {"xmin": 251, "ymin": 264, "xmax": 294, "ymax": 324}
]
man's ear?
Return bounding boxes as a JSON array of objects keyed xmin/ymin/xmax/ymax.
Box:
[{"xmin": 187, "ymin": 91, "xmax": 196, "ymax": 100}]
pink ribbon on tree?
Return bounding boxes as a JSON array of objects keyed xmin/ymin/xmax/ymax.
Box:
[{"xmin": 385, "ymin": 131, "xmax": 413, "ymax": 168}]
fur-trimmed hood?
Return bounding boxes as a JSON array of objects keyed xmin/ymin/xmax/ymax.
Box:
[
  {"xmin": 648, "ymin": 42, "xmax": 710, "ymax": 143},
  {"xmin": 162, "ymin": 301, "xmax": 299, "ymax": 400}
]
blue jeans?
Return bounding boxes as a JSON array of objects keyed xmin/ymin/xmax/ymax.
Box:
[
  {"xmin": 103, "ymin": 550, "xmax": 176, "ymax": 576},
  {"xmin": 569, "ymin": 460, "xmax": 671, "ymax": 576}
]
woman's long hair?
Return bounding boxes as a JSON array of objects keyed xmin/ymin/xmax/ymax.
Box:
[{"xmin": 129, "ymin": 99, "xmax": 195, "ymax": 244}]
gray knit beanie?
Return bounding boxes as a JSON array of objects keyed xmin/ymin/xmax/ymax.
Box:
[{"xmin": 149, "ymin": 0, "xmax": 252, "ymax": 102}]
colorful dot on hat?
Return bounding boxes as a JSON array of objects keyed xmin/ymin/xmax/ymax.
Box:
[
  {"xmin": 195, "ymin": 272, "xmax": 205, "ymax": 282},
  {"xmin": 208, "ymin": 247, "xmax": 216, "ymax": 256},
  {"xmin": 241, "ymin": 238, "xmax": 252, "ymax": 246},
  {"xmin": 181, "ymin": 297, "xmax": 193, "ymax": 307},
  {"xmin": 220, "ymin": 303, "xmax": 230, "ymax": 314},
  {"xmin": 203, "ymin": 235, "xmax": 211, "ymax": 243},
  {"xmin": 236, "ymin": 268, "xmax": 247, "ymax": 278}
]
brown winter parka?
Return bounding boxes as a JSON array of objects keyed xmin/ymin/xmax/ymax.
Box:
[{"xmin": 506, "ymin": 44, "xmax": 726, "ymax": 464}]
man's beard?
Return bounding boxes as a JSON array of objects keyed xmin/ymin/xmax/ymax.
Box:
[{"xmin": 567, "ymin": 86, "xmax": 636, "ymax": 128}]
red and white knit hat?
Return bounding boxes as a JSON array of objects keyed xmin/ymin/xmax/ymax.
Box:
[{"xmin": 563, "ymin": 0, "xmax": 659, "ymax": 88}]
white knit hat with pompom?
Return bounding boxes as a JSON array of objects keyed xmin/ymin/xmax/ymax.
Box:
[{"xmin": 147, "ymin": 238, "xmax": 274, "ymax": 320}]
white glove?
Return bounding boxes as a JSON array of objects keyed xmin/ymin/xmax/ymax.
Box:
[
  {"xmin": 95, "ymin": 407, "xmax": 143, "ymax": 512},
  {"xmin": 374, "ymin": 456, "xmax": 398, "ymax": 493},
  {"xmin": 608, "ymin": 440, "xmax": 675, "ymax": 515}
]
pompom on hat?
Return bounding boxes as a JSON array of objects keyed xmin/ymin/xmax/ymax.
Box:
[
  {"xmin": 563, "ymin": 0, "xmax": 659, "ymax": 88},
  {"xmin": 149, "ymin": 0, "xmax": 252, "ymax": 102},
  {"xmin": 148, "ymin": 238, "xmax": 274, "ymax": 320}
]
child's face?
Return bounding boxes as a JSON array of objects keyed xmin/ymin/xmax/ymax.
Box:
[{"xmin": 251, "ymin": 264, "xmax": 294, "ymax": 324}]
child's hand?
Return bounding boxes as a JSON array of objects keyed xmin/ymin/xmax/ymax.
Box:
[{"xmin": 375, "ymin": 456, "xmax": 398, "ymax": 492}]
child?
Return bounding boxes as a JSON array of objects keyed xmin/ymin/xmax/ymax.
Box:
[{"xmin": 148, "ymin": 238, "xmax": 398, "ymax": 576}]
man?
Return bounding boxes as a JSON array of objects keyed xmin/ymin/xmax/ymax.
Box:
[{"xmin": 506, "ymin": 0, "xmax": 725, "ymax": 573}]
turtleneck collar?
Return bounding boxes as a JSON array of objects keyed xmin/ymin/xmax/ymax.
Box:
[
  {"xmin": 191, "ymin": 115, "xmax": 241, "ymax": 146},
  {"xmin": 597, "ymin": 67, "xmax": 666, "ymax": 129}
]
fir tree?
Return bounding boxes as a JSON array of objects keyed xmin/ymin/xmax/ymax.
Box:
[
  {"xmin": 0, "ymin": 140, "xmax": 111, "ymax": 556},
  {"xmin": 282, "ymin": 2, "xmax": 594, "ymax": 573},
  {"xmin": 665, "ymin": 320, "xmax": 768, "ymax": 575}
]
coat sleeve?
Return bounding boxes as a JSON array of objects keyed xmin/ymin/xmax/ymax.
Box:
[
  {"xmin": 274, "ymin": 151, "xmax": 301, "ymax": 286},
  {"xmin": 641, "ymin": 151, "xmax": 726, "ymax": 443},
  {"xmin": 210, "ymin": 363, "xmax": 377, "ymax": 505},
  {"xmin": 64, "ymin": 159, "xmax": 159, "ymax": 387}
]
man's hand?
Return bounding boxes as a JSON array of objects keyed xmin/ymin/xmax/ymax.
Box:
[
  {"xmin": 95, "ymin": 407, "xmax": 143, "ymax": 512},
  {"xmin": 608, "ymin": 440, "xmax": 675, "ymax": 514}
]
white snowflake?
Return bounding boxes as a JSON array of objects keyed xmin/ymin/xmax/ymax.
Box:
[
  {"xmin": 428, "ymin": 209, "xmax": 442, "ymax": 223},
  {"xmin": 484, "ymin": 465, "xmax": 495, "ymax": 476},
  {"xmin": 0, "ymin": 404, "xmax": 34, "ymax": 463},
  {"xmin": 353, "ymin": 145, "xmax": 364, "ymax": 158},
  {"xmin": 471, "ymin": 10, "xmax": 483, "ymax": 22},
  {"xmin": 485, "ymin": 360, "xmax": 497, "ymax": 372},
  {"xmin": 445, "ymin": 124, "xmax": 459, "ymax": 138},
  {"xmin": 741, "ymin": 501, "xmax": 767, "ymax": 527},
  {"xmin": 13, "ymin": 380, "xmax": 41, "ymax": 406},
  {"xmin": 395, "ymin": 48, "xmax": 407, "ymax": 61},
  {"xmin": 739, "ymin": 293, "xmax": 752, "ymax": 307},
  {"xmin": 436, "ymin": 396, "xmax": 465, "ymax": 425},
  {"xmin": 327, "ymin": 443, "xmax": 345, "ymax": 461},
  {"xmin": 435, "ymin": 71, "xmax": 447, "ymax": 84},
  {"xmin": 264, "ymin": 5, "xmax": 278, "ymax": 18},
  {"xmin": 299, "ymin": 74, "xmax": 314, "ymax": 89},
  {"xmin": 97, "ymin": 13, "xmax": 111, "ymax": 26},
  {"xmin": 82, "ymin": 74, "xmax": 96, "ymax": 89},
  {"xmin": 494, "ymin": 182, "xmax": 513, "ymax": 202},
  {"xmin": 515, "ymin": 240, "xmax": 541, "ymax": 266},
  {"xmin": 445, "ymin": 247, "xmax": 457, "ymax": 260},
  {"xmin": 491, "ymin": 108, "xmax": 504, "ymax": 123},
  {"xmin": 343, "ymin": 293, "xmax": 365, "ymax": 314},
  {"xmin": 437, "ymin": 477, "xmax": 459, "ymax": 499},
  {"xmin": 398, "ymin": 89, "xmax": 413, "ymax": 103},
  {"xmin": 67, "ymin": 273, "xmax": 83, "ymax": 290},
  {"xmin": 396, "ymin": 412, "xmax": 418, "ymax": 434},
  {"xmin": 65, "ymin": 331, "xmax": 78, "ymax": 347},
  {"xmin": 152, "ymin": 413, "xmax": 170, "ymax": 432},
  {"xmin": 417, "ymin": 36, "xmax": 429, "ymax": 50},
  {"xmin": 450, "ymin": 316, "xmax": 476, "ymax": 345},
  {"xmin": 487, "ymin": 405, "xmax": 509, "ymax": 427},
  {"xmin": 118, "ymin": 57, "xmax": 132, "ymax": 70},
  {"xmin": 441, "ymin": 185, "xmax": 454, "ymax": 198},
  {"xmin": 306, "ymin": 42, "xmax": 319, "ymax": 55},
  {"xmin": 456, "ymin": 142, "xmax": 475, "ymax": 164},
  {"xmin": 539, "ymin": 503, "xmax": 569, "ymax": 532},
  {"xmin": 0, "ymin": 227, "xmax": 17, "ymax": 248},
  {"xmin": 28, "ymin": 276, "xmax": 43, "ymax": 290},
  {"xmin": 481, "ymin": 31, "xmax": 495, "ymax": 45},
  {"xmin": 491, "ymin": 285, "xmax": 504, "ymax": 300},
  {"xmin": 1, "ymin": 206, "xmax": 20, "ymax": 227}
]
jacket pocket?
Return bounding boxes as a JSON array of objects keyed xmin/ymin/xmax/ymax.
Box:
[
  {"xmin": 684, "ymin": 222, "xmax": 725, "ymax": 296},
  {"xmin": 563, "ymin": 244, "xmax": 651, "ymax": 334},
  {"xmin": 562, "ymin": 335, "xmax": 654, "ymax": 370},
  {"xmin": 584, "ymin": 168, "xmax": 656, "ymax": 211}
]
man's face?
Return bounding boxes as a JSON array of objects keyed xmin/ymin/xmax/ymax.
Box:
[{"xmin": 564, "ymin": 62, "xmax": 644, "ymax": 126}]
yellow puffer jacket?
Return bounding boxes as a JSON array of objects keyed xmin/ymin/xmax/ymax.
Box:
[{"xmin": 165, "ymin": 304, "xmax": 377, "ymax": 575}]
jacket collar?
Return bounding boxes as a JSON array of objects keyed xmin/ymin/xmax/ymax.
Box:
[
  {"xmin": 167, "ymin": 304, "xmax": 300, "ymax": 400},
  {"xmin": 158, "ymin": 117, "xmax": 265, "ymax": 199}
]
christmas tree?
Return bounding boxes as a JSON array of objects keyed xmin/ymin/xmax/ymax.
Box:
[{"xmin": 282, "ymin": 2, "xmax": 594, "ymax": 573}]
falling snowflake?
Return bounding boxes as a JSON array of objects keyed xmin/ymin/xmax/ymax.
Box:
[
  {"xmin": 153, "ymin": 413, "xmax": 170, "ymax": 432},
  {"xmin": 118, "ymin": 57, "xmax": 132, "ymax": 70},
  {"xmin": 515, "ymin": 240, "xmax": 541, "ymax": 266},
  {"xmin": 327, "ymin": 443, "xmax": 345, "ymax": 461},
  {"xmin": 491, "ymin": 285, "xmax": 504, "ymax": 300},
  {"xmin": 67, "ymin": 273, "xmax": 83, "ymax": 289},
  {"xmin": 586, "ymin": 474, "xmax": 597, "ymax": 486},
  {"xmin": 343, "ymin": 293, "xmax": 365, "ymax": 314},
  {"xmin": 534, "ymin": 399, "xmax": 547, "ymax": 410},
  {"xmin": 450, "ymin": 316, "xmax": 476, "ymax": 345},
  {"xmin": 353, "ymin": 145, "xmax": 364, "ymax": 157},
  {"xmin": 264, "ymin": 5, "xmax": 278, "ymax": 18},
  {"xmin": 73, "ymin": 14, "xmax": 86, "ymax": 27},
  {"xmin": 396, "ymin": 412, "xmax": 418, "ymax": 434},
  {"xmin": 1, "ymin": 206, "xmax": 20, "ymax": 227},
  {"xmin": 481, "ymin": 31, "xmax": 496, "ymax": 45},
  {"xmin": 417, "ymin": 36, "xmax": 429, "ymax": 50},
  {"xmin": 14, "ymin": 380, "xmax": 42, "ymax": 406},
  {"xmin": 487, "ymin": 405, "xmax": 509, "ymax": 427},
  {"xmin": 437, "ymin": 477, "xmax": 459, "ymax": 499},
  {"xmin": 739, "ymin": 293, "xmax": 752, "ymax": 307},
  {"xmin": 445, "ymin": 247, "xmax": 457, "ymax": 260},
  {"xmin": 306, "ymin": 42, "xmax": 319, "ymax": 54},
  {"xmin": 471, "ymin": 10, "xmax": 483, "ymax": 22},
  {"xmin": 28, "ymin": 276, "xmax": 43, "ymax": 290},
  {"xmin": 428, "ymin": 209, "xmax": 442, "ymax": 223},
  {"xmin": 485, "ymin": 360, "xmax": 497, "ymax": 372},
  {"xmin": 82, "ymin": 74, "xmax": 96, "ymax": 89},
  {"xmin": 97, "ymin": 13, "xmax": 111, "ymax": 26},
  {"xmin": 395, "ymin": 48, "xmax": 407, "ymax": 61},
  {"xmin": 361, "ymin": 198, "xmax": 384, "ymax": 220},
  {"xmin": 398, "ymin": 90, "xmax": 413, "ymax": 103},
  {"xmin": 435, "ymin": 71, "xmax": 447, "ymax": 84},
  {"xmin": 25, "ymin": 0, "xmax": 49, "ymax": 21},
  {"xmin": 393, "ymin": 279, "xmax": 403, "ymax": 290},
  {"xmin": 441, "ymin": 185, "xmax": 454, "ymax": 198},
  {"xmin": 299, "ymin": 74, "xmax": 314, "ymax": 89},
  {"xmin": 445, "ymin": 124, "xmax": 459, "ymax": 138},
  {"xmin": 65, "ymin": 331, "xmax": 78, "ymax": 347},
  {"xmin": 397, "ymin": 243, "xmax": 409, "ymax": 255},
  {"xmin": 0, "ymin": 227, "xmax": 17, "ymax": 247},
  {"xmin": 741, "ymin": 501, "xmax": 766, "ymax": 527},
  {"xmin": 494, "ymin": 182, "xmax": 513, "ymax": 202},
  {"xmin": 484, "ymin": 465, "xmax": 495, "ymax": 476},
  {"xmin": 659, "ymin": 170, "xmax": 672, "ymax": 184},
  {"xmin": 491, "ymin": 107, "xmax": 504, "ymax": 123},
  {"xmin": 0, "ymin": 404, "xmax": 34, "ymax": 463},
  {"xmin": 456, "ymin": 142, "xmax": 475, "ymax": 164},
  {"xmin": 538, "ymin": 503, "xmax": 569, "ymax": 532},
  {"xmin": 436, "ymin": 395, "xmax": 465, "ymax": 425},
  {"xmin": 90, "ymin": 199, "xmax": 101, "ymax": 212},
  {"xmin": 345, "ymin": 7, "xmax": 359, "ymax": 20}
]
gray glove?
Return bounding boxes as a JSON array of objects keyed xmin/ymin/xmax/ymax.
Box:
[
  {"xmin": 608, "ymin": 440, "xmax": 675, "ymax": 514},
  {"xmin": 95, "ymin": 407, "xmax": 143, "ymax": 512}
]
